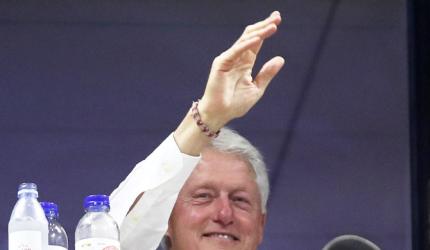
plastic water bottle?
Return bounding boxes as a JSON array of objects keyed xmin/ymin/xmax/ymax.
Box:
[
  {"xmin": 8, "ymin": 182, "xmax": 48, "ymax": 250},
  {"xmin": 40, "ymin": 201, "xmax": 69, "ymax": 250},
  {"xmin": 75, "ymin": 194, "xmax": 120, "ymax": 250}
]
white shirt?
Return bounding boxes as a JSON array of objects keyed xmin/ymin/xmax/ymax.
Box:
[{"xmin": 110, "ymin": 133, "xmax": 200, "ymax": 250}]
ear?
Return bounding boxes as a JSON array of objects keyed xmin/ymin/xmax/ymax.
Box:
[
  {"xmin": 166, "ymin": 217, "xmax": 173, "ymax": 238},
  {"xmin": 164, "ymin": 219, "xmax": 173, "ymax": 249},
  {"xmin": 258, "ymin": 213, "xmax": 267, "ymax": 244}
]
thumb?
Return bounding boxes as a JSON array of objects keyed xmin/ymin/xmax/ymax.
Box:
[{"xmin": 254, "ymin": 56, "xmax": 285, "ymax": 91}]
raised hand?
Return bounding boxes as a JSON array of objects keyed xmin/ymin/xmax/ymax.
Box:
[
  {"xmin": 175, "ymin": 11, "xmax": 285, "ymax": 155},
  {"xmin": 199, "ymin": 11, "xmax": 285, "ymax": 129}
]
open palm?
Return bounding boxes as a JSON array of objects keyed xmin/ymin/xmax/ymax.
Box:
[{"xmin": 200, "ymin": 11, "xmax": 285, "ymax": 125}]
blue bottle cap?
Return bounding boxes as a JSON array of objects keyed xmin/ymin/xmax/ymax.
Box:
[
  {"xmin": 40, "ymin": 201, "xmax": 59, "ymax": 218},
  {"xmin": 84, "ymin": 195, "xmax": 110, "ymax": 209}
]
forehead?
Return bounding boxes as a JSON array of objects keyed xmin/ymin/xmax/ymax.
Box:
[{"xmin": 185, "ymin": 148, "xmax": 257, "ymax": 190}]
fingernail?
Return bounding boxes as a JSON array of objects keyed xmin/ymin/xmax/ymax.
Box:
[{"xmin": 271, "ymin": 11, "xmax": 280, "ymax": 17}]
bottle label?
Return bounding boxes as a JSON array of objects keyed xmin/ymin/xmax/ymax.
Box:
[
  {"xmin": 75, "ymin": 238, "xmax": 120, "ymax": 250},
  {"xmin": 48, "ymin": 246, "xmax": 67, "ymax": 250},
  {"xmin": 9, "ymin": 231, "xmax": 42, "ymax": 250}
]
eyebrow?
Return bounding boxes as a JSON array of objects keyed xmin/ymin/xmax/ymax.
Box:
[
  {"xmin": 188, "ymin": 183, "xmax": 216, "ymax": 192},
  {"xmin": 189, "ymin": 183, "xmax": 253, "ymax": 195}
]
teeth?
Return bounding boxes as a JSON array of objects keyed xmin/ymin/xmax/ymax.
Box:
[
  {"xmin": 203, "ymin": 232, "xmax": 238, "ymax": 241},
  {"xmin": 218, "ymin": 234, "xmax": 230, "ymax": 239},
  {"xmin": 211, "ymin": 233, "xmax": 234, "ymax": 240}
]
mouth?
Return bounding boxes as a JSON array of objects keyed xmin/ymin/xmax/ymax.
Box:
[{"xmin": 202, "ymin": 232, "xmax": 240, "ymax": 241}]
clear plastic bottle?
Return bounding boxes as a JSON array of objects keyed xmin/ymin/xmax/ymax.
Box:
[
  {"xmin": 40, "ymin": 201, "xmax": 69, "ymax": 250},
  {"xmin": 8, "ymin": 182, "xmax": 48, "ymax": 250},
  {"xmin": 75, "ymin": 194, "xmax": 120, "ymax": 250}
]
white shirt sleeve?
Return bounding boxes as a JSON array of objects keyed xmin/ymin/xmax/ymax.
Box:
[{"xmin": 109, "ymin": 133, "xmax": 200, "ymax": 250}]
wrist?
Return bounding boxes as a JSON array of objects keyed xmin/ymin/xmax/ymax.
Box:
[
  {"xmin": 197, "ymin": 99, "xmax": 228, "ymax": 131},
  {"xmin": 191, "ymin": 100, "xmax": 222, "ymax": 138}
]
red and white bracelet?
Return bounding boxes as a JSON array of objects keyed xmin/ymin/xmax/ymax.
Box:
[{"xmin": 191, "ymin": 100, "xmax": 220, "ymax": 138}]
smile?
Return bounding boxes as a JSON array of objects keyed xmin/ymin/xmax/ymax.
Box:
[{"xmin": 202, "ymin": 232, "xmax": 240, "ymax": 241}]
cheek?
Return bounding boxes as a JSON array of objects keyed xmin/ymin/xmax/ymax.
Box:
[
  {"xmin": 187, "ymin": 206, "xmax": 212, "ymax": 226},
  {"xmin": 237, "ymin": 213, "xmax": 256, "ymax": 230},
  {"xmin": 175, "ymin": 202, "xmax": 211, "ymax": 228},
  {"xmin": 234, "ymin": 210, "xmax": 264, "ymax": 235}
]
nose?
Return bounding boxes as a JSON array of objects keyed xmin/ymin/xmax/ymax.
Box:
[{"xmin": 213, "ymin": 195, "xmax": 234, "ymax": 226}]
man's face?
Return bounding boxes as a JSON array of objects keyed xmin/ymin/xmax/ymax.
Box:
[{"xmin": 167, "ymin": 148, "xmax": 266, "ymax": 250}]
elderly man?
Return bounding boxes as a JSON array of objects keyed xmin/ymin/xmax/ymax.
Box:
[
  {"xmin": 163, "ymin": 128, "xmax": 269, "ymax": 250},
  {"xmin": 110, "ymin": 11, "xmax": 284, "ymax": 250}
]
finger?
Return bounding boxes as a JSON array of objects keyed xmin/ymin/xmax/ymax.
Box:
[
  {"xmin": 234, "ymin": 12, "xmax": 280, "ymax": 46},
  {"xmin": 254, "ymin": 56, "xmax": 285, "ymax": 91},
  {"xmin": 233, "ymin": 11, "xmax": 281, "ymax": 54},
  {"xmin": 242, "ymin": 11, "xmax": 281, "ymax": 36},
  {"xmin": 219, "ymin": 36, "xmax": 261, "ymax": 63},
  {"xmin": 238, "ymin": 23, "xmax": 278, "ymax": 45},
  {"xmin": 235, "ymin": 24, "xmax": 277, "ymax": 55}
]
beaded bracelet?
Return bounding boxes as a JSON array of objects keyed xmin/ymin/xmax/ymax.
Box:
[{"xmin": 191, "ymin": 100, "xmax": 220, "ymax": 138}]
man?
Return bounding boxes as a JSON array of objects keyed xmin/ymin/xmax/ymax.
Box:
[
  {"xmin": 110, "ymin": 11, "xmax": 284, "ymax": 250},
  {"xmin": 163, "ymin": 128, "xmax": 269, "ymax": 250}
]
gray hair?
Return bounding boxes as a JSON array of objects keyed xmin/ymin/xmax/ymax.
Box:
[{"xmin": 210, "ymin": 127, "xmax": 270, "ymax": 213}]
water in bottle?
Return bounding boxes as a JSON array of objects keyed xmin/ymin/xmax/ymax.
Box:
[
  {"xmin": 8, "ymin": 182, "xmax": 49, "ymax": 250},
  {"xmin": 75, "ymin": 194, "xmax": 120, "ymax": 250},
  {"xmin": 40, "ymin": 201, "xmax": 69, "ymax": 250}
]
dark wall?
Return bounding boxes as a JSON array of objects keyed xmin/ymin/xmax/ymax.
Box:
[
  {"xmin": 1, "ymin": 1, "xmax": 409, "ymax": 249},
  {"xmin": 409, "ymin": 0, "xmax": 430, "ymax": 249}
]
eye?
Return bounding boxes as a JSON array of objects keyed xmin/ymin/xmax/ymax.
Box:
[
  {"xmin": 231, "ymin": 194, "xmax": 254, "ymax": 211},
  {"xmin": 232, "ymin": 196, "xmax": 250, "ymax": 205},
  {"xmin": 194, "ymin": 193, "xmax": 212, "ymax": 199},
  {"xmin": 191, "ymin": 191, "xmax": 214, "ymax": 204}
]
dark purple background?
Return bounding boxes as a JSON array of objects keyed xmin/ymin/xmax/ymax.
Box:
[{"xmin": 0, "ymin": 1, "xmax": 409, "ymax": 249}]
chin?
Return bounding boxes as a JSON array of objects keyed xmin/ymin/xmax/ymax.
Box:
[{"xmin": 198, "ymin": 238, "xmax": 243, "ymax": 250}]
